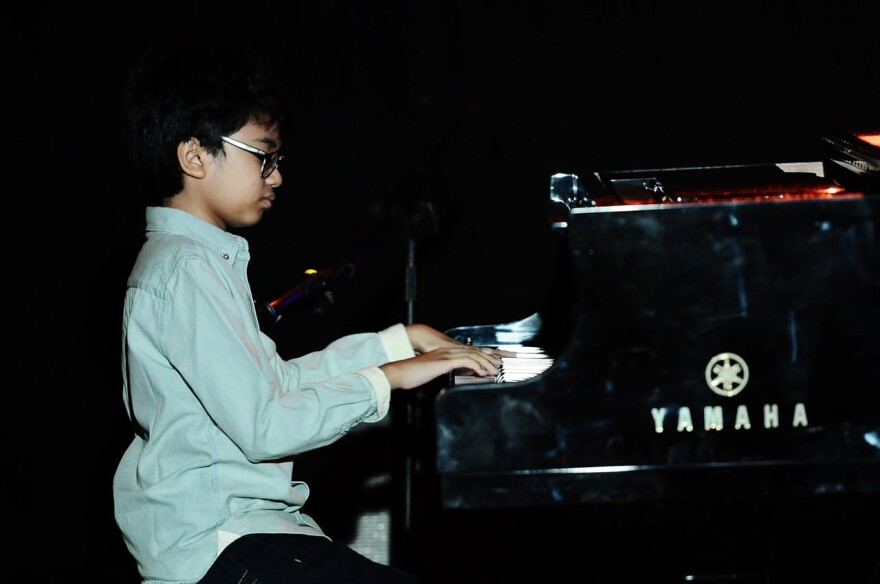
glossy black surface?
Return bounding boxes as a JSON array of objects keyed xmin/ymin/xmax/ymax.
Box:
[
  {"xmin": 394, "ymin": 164, "xmax": 880, "ymax": 582},
  {"xmin": 438, "ymin": 184, "xmax": 880, "ymax": 507}
]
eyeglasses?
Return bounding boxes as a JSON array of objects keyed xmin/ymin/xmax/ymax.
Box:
[{"xmin": 220, "ymin": 136, "xmax": 284, "ymax": 179}]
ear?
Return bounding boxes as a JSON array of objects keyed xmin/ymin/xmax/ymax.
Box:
[{"xmin": 177, "ymin": 138, "xmax": 208, "ymax": 179}]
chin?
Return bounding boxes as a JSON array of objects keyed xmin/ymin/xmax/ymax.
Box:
[{"xmin": 230, "ymin": 211, "xmax": 265, "ymax": 229}]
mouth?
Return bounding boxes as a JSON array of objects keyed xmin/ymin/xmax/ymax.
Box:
[{"xmin": 260, "ymin": 194, "xmax": 275, "ymax": 209}]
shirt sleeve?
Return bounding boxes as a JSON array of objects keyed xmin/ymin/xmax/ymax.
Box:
[
  {"xmin": 268, "ymin": 323, "xmax": 416, "ymax": 423},
  {"xmin": 158, "ymin": 257, "xmax": 389, "ymax": 461}
]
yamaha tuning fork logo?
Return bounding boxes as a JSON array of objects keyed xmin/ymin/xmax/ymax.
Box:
[{"xmin": 705, "ymin": 352, "xmax": 749, "ymax": 397}]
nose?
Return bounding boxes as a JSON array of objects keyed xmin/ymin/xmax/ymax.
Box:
[{"xmin": 267, "ymin": 167, "xmax": 282, "ymax": 187}]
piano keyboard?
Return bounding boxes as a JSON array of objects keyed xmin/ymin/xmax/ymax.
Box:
[{"xmin": 454, "ymin": 345, "xmax": 554, "ymax": 385}]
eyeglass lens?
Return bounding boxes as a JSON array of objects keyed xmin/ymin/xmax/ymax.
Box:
[{"xmin": 262, "ymin": 153, "xmax": 281, "ymax": 178}]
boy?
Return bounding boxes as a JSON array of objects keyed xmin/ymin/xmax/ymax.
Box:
[{"xmin": 114, "ymin": 39, "xmax": 506, "ymax": 583}]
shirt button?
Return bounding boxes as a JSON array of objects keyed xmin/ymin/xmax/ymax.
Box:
[{"xmin": 222, "ymin": 252, "xmax": 230, "ymax": 260}]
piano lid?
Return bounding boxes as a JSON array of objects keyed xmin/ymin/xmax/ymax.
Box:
[{"xmin": 435, "ymin": 160, "xmax": 880, "ymax": 509}]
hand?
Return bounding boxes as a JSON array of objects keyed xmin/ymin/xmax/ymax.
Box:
[
  {"xmin": 404, "ymin": 323, "xmax": 518, "ymax": 356},
  {"xmin": 380, "ymin": 344, "xmax": 510, "ymax": 390}
]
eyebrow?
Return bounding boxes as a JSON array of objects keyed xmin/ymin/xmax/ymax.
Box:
[{"xmin": 255, "ymin": 136, "xmax": 281, "ymax": 151}]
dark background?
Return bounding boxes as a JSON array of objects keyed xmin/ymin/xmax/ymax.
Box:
[{"xmin": 19, "ymin": 1, "xmax": 879, "ymax": 581}]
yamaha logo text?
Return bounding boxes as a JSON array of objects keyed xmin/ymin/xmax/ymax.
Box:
[{"xmin": 649, "ymin": 352, "xmax": 809, "ymax": 433}]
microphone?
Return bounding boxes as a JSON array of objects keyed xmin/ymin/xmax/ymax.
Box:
[{"xmin": 255, "ymin": 263, "xmax": 355, "ymax": 328}]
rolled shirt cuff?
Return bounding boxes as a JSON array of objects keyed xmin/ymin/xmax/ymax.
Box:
[
  {"xmin": 377, "ymin": 323, "xmax": 416, "ymax": 361},
  {"xmin": 358, "ymin": 366, "xmax": 391, "ymax": 421},
  {"xmin": 359, "ymin": 324, "xmax": 416, "ymax": 422}
]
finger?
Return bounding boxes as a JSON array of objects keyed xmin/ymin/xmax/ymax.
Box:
[
  {"xmin": 456, "ymin": 347, "xmax": 502, "ymax": 368},
  {"xmin": 480, "ymin": 346, "xmax": 518, "ymax": 358},
  {"xmin": 464, "ymin": 351, "xmax": 502, "ymax": 376}
]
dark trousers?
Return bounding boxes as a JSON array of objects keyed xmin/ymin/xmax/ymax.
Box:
[{"xmin": 198, "ymin": 533, "xmax": 420, "ymax": 584}]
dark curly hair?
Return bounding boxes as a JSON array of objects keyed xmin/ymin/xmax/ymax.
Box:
[{"xmin": 124, "ymin": 38, "xmax": 288, "ymax": 205}]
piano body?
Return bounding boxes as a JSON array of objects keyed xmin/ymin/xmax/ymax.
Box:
[{"xmin": 394, "ymin": 143, "xmax": 880, "ymax": 583}]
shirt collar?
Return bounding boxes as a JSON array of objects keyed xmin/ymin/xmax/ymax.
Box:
[{"xmin": 145, "ymin": 206, "xmax": 250, "ymax": 263}]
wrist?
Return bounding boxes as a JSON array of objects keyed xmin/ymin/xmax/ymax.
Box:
[{"xmin": 405, "ymin": 323, "xmax": 446, "ymax": 353}]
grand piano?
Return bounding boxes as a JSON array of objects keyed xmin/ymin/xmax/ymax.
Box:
[{"xmin": 392, "ymin": 132, "xmax": 880, "ymax": 583}]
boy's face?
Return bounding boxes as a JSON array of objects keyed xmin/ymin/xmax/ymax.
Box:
[{"xmin": 173, "ymin": 122, "xmax": 283, "ymax": 230}]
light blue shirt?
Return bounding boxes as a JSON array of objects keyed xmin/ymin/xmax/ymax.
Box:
[{"xmin": 114, "ymin": 207, "xmax": 415, "ymax": 583}]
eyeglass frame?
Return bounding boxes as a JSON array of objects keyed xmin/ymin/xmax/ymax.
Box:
[{"xmin": 220, "ymin": 136, "xmax": 284, "ymax": 179}]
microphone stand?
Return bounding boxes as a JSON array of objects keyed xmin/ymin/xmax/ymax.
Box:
[
  {"xmin": 404, "ymin": 238, "xmax": 417, "ymax": 325},
  {"xmin": 395, "ymin": 198, "xmax": 438, "ymax": 568},
  {"xmin": 402, "ymin": 198, "xmax": 439, "ymax": 325}
]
